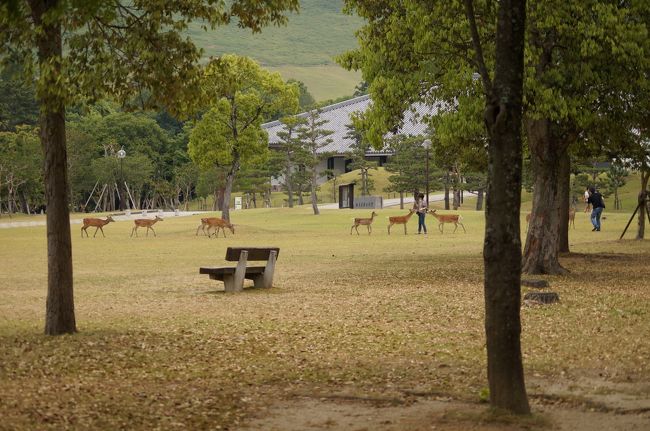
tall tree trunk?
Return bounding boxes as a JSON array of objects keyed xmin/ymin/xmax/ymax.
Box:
[
  {"xmin": 19, "ymin": 188, "xmax": 31, "ymax": 214},
  {"xmin": 521, "ymin": 119, "xmax": 567, "ymax": 274},
  {"xmin": 286, "ymin": 165, "xmax": 294, "ymax": 207},
  {"xmin": 444, "ymin": 178, "xmax": 450, "ymax": 209},
  {"xmin": 400, "ymin": 191, "xmax": 404, "ymax": 209},
  {"xmin": 636, "ymin": 169, "xmax": 649, "ymax": 240},
  {"xmin": 310, "ymin": 171, "xmax": 320, "ymax": 215},
  {"xmin": 221, "ymin": 160, "xmax": 239, "ymax": 222},
  {"xmin": 30, "ymin": 0, "xmax": 76, "ymax": 335},
  {"xmin": 558, "ymin": 151, "xmax": 570, "ymax": 253},
  {"xmin": 476, "ymin": 188, "xmax": 484, "ymax": 211},
  {"xmin": 474, "ymin": 0, "xmax": 530, "ymax": 414}
]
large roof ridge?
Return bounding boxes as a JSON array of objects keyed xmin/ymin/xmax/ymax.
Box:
[{"xmin": 262, "ymin": 94, "xmax": 370, "ymax": 129}]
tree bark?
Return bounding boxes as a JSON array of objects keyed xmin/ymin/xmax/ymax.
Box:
[
  {"xmin": 444, "ymin": 179, "xmax": 450, "ymax": 210},
  {"xmin": 476, "ymin": 188, "xmax": 484, "ymax": 211},
  {"xmin": 521, "ymin": 118, "xmax": 567, "ymax": 274},
  {"xmin": 310, "ymin": 171, "xmax": 320, "ymax": 215},
  {"xmin": 474, "ymin": 0, "xmax": 530, "ymax": 414},
  {"xmin": 558, "ymin": 151, "xmax": 570, "ymax": 253},
  {"xmin": 286, "ymin": 158, "xmax": 294, "ymax": 207},
  {"xmin": 221, "ymin": 160, "xmax": 239, "ymax": 222},
  {"xmin": 30, "ymin": 0, "xmax": 77, "ymax": 335},
  {"xmin": 636, "ymin": 169, "xmax": 649, "ymax": 240}
]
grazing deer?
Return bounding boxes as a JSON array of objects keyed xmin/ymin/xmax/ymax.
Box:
[
  {"xmin": 351, "ymin": 211, "xmax": 378, "ymax": 235},
  {"xmin": 81, "ymin": 216, "xmax": 115, "ymax": 238},
  {"xmin": 387, "ymin": 209, "xmax": 415, "ymax": 235},
  {"xmin": 428, "ymin": 209, "xmax": 466, "ymax": 233},
  {"xmin": 197, "ymin": 217, "xmax": 235, "ymax": 238},
  {"xmin": 131, "ymin": 215, "xmax": 163, "ymax": 237}
]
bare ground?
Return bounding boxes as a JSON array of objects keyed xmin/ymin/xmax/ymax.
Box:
[{"xmin": 240, "ymin": 374, "xmax": 650, "ymax": 431}]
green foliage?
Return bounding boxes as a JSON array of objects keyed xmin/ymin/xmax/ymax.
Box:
[
  {"xmin": 0, "ymin": 62, "xmax": 38, "ymax": 132},
  {"xmin": 1, "ymin": 0, "xmax": 301, "ymax": 114},
  {"xmin": 384, "ymin": 135, "xmax": 441, "ymax": 196},
  {"xmin": 0, "ymin": 126, "xmax": 43, "ymax": 212},
  {"xmin": 188, "ymin": 55, "xmax": 298, "ymax": 171}
]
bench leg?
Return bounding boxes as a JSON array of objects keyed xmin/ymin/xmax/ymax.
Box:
[
  {"xmin": 223, "ymin": 274, "xmax": 240, "ymax": 293},
  {"xmin": 252, "ymin": 250, "xmax": 277, "ymax": 288}
]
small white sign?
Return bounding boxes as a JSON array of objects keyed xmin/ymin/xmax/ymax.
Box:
[{"xmin": 234, "ymin": 196, "xmax": 242, "ymax": 210}]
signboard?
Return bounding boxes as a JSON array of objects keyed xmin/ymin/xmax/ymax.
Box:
[
  {"xmin": 234, "ymin": 196, "xmax": 242, "ymax": 210},
  {"xmin": 354, "ymin": 196, "xmax": 383, "ymax": 209}
]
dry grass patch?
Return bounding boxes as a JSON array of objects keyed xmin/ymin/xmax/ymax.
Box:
[{"xmin": 0, "ymin": 208, "xmax": 648, "ymax": 430}]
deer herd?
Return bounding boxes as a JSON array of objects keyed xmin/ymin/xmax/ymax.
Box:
[
  {"xmin": 80, "ymin": 214, "xmax": 235, "ymax": 239},
  {"xmin": 79, "ymin": 206, "xmax": 580, "ymax": 239},
  {"xmin": 353, "ymin": 208, "xmax": 467, "ymax": 235}
]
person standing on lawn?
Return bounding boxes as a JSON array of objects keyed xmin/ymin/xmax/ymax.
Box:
[{"xmin": 586, "ymin": 186, "xmax": 605, "ymax": 231}]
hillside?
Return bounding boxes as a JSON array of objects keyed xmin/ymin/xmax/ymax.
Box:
[{"xmin": 186, "ymin": 0, "xmax": 363, "ymax": 101}]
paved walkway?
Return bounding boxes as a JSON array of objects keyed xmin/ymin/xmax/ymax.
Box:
[
  {"xmin": 0, "ymin": 210, "xmax": 206, "ymax": 229},
  {"xmin": 318, "ymin": 193, "xmax": 446, "ymax": 210}
]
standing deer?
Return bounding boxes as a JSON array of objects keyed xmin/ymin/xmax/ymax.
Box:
[
  {"xmin": 351, "ymin": 211, "xmax": 378, "ymax": 235},
  {"xmin": 428, "ymin": 209, "xmax": 466, "ymax": 233},
  {"xmin": 131, "ymin": 215, "xmax": 163, "ymax": 237},
  {"xmin": 81, "ymin": 216, "xmax": 115, "ymax": 238},
  {"xmin": 196, "ymin": 217, "xmax": 235, "ymax": 238},
  {"xmin": 387, "ymin": 209, "xmax": 415, "ymax": 235}
]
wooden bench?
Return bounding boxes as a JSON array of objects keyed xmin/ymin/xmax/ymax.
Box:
[{"xmin": 199, "ymin": 247, "xmax": 279, "ymax": 292}]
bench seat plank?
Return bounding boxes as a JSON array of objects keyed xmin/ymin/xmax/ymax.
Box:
[{"xmin": 200, "ymin": 266, "xmax": 265, "ymax": 276}]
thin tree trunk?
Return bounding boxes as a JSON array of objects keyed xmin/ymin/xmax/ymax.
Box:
[
  {"xmin": 522, "ymin": 118, "xmax": 567, "ymax": 274},
  {"xmin": 471, "ymin": 0, "xmax": 530, "ymax": 414},
  {"xmin": 444, "ymin": 178, "xmax": 450, "ymax": 210},
  {"xmin": 476, "ymin": 188, "xmax": 484, "ymax": 211},
  {"xmin": 400, "ymin": 191, "xmax": 404, "ymax": 209},
  {"xmin": 310, "ymin": 171, "xmax": 320, "ymax": 215},
  {"xmin": 19, "ymin": 188, "xmax": 31, "ymax": 214},
  {"xmin": 636, "ymin": 169, "xmax": 649, "ymax": 240},
  {"xmin": 30, "ymin": 0, "xmax": 76, "ymax": 335},
  {"xmin": 221, "ymin": 160, "xmax": 239, "ymax": 222},
  {"xmin": 558, "ymin": 152, "xmax": 570, "ymax": 253}
]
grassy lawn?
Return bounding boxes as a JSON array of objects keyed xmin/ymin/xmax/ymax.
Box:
[{"xmin": 1, "ymin": 208, "xmax": 649, "ymax": 429}]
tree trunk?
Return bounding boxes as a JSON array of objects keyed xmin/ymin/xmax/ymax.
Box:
[
  {"xmin": 285, "ymin": 156, "xmax": 294, "ymax": 208},
  {"xmin": 558, "ymin": 151, "xmax": 570, "ymax": 253},
  {"xmin": 400, "ymin": 191, "xmax": 404, "ymax": 209},
  {"xmin": 19, "ymin": 188, "xmax": 31, "ymax": 214},
  {"xmin": 30, "ymin": 0, "xmax": 77, "ymax": 335},
  {"xmin": 444, "ymin": 179, "xmax": 450, "ymax": 209},
  {"xmin": 521, "ymin": 118, "xmax": 567, "ymax": 274},
  {"xmin": 476, "ymin": 188, "xmax": 484, "ymax": 211},
  {"xmin": 636, "ymin": 169, "xmax": 649, "ymax": 240},
  {"xmin": 310, "ymin": 171, "xmax": 320, "ymax": 215},
  {"xmin": 477, "ymin": 0, "xmax": 530, "ymax": 414},
  {"xmin": 221, "ymin": 160, "xmax": 239, "ymax": 222}
]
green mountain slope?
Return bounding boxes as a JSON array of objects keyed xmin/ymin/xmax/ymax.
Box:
[{"xmin": 186, "ymin": 0, "xmax": 362, "ymax": 101}]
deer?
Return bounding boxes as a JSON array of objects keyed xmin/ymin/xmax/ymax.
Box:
[
  {"xmin": 196, "ymin": 217, "xmax": 235, "ymax": 238},
  {"xmin": 526, "ymin": 209, "xmax": 576, "ymax": 231},
  {"xmin": 131, "ymin": 215, "xmax": 163, "ymax": 237},
  {"xmin": 387, "ymin": 209, "xmax": 415, "ymax": 235},
  {"xmin": 428, "ymin": 209, "xmax": 466, "ymax": 233},
  {"xmin": 81, "ymin": 216, "xmax": 115, "ymax": 238},
  {"xmin": 351, "ymin": 211, "xmax": 378, "ymax": 235}
]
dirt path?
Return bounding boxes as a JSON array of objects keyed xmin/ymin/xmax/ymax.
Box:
[{"xmin": 239, "ymin": 377, "xmax": 650, "ymax": 431}]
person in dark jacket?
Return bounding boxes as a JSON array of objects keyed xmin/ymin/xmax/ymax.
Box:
[
  {"xmin": 586, "ymin": 186, "xmax": 605, "ymax": 231},
  {"xmin": 413, "ymin": 193, "xmax": 427, "ymax": 234}
]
